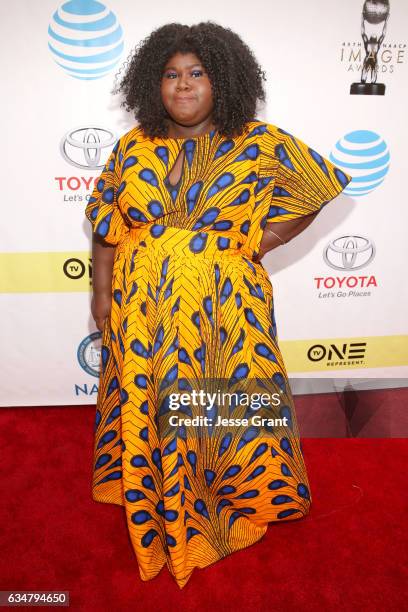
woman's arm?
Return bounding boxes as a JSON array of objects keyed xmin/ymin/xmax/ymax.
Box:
[
  {"xmin": 254, "ymin": 211, "xmax": 319, "ymax": 263},
  {"xmin": 90, "ymin": 233, "xmax": 116, "ymax": 331}
]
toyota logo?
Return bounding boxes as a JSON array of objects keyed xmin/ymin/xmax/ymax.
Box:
[
  {"xmin": 323, "ymin": 235, "xmax": 376, "ymax": 271},
  {"xmin": 60, "ymin": 126, "xmax": 117, "ymax": 169}
]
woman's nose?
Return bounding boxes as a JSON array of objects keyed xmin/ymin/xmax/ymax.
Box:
[{"xmin": 176, "ymin": 74, "xmax": 191, "ymax": 89}]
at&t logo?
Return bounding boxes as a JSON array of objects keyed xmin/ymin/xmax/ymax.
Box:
[
  {"xmin": 48, "ymin": 0, "xmax": 124, "ymax": 80},
  {"xmin": 329, "ymin": 130, "xmax": 390, "ymax": 197}
]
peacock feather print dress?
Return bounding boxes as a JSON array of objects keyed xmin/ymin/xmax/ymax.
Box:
[{"xmin": 85, "ymin": 120, "xmax": 352, "ymax": 589}]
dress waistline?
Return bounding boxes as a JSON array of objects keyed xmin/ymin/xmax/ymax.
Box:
[{"xmin": 116, "ymin": 223, "xmax": 253, "ymax": 261}]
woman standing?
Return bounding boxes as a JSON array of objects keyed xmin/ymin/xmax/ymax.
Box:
[{"xmin": 85, "ymin": 22, "xmax": 351, "ymax": 589}]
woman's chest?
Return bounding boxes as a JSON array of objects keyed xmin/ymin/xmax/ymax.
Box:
[{"xmin": 117, "ymin": 139, "xmax": 263, "ymax": 228}]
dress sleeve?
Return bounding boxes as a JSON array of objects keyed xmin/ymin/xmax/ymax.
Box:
[
  {"xmin": 85, "ymin": 138, "xmax": 128, "ymax": 245},
  {"xmin": 260, "ymin": 126, "xmax": 352, "ymax": 223}
]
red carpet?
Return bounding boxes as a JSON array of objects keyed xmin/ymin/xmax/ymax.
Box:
[{"xmin": 0, "ymin": 391, "xmax": 407, "ymax": 611}]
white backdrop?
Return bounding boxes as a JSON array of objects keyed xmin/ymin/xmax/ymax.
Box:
[{"xmin": 1, "ymin": 0, "xmax": 407, "ymax": 406}]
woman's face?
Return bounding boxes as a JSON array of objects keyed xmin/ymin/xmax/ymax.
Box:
[{"xmin": 160, "ymin": 52, "xmax": 214, "ymax": 128}]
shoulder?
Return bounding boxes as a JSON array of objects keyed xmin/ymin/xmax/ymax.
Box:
[
  {"xmin": 237, "ymin": 120, "xmax": 275, "ymax": 139},
  {"xmin": 260, "ymin": 122, "xmax": 287, "ymax": 145},
  {"xmin": 108, "ymin": 124, "xmax": 148, "ymax": 169},
  {"xmin": 240, "ymin": 121, "xmax": 283, "ymax": 163},
  {"xmin": 241, "ymin": 120, "xmax": 287, "ymax": 150},
  {"xmin": 248, "ymin": 121, "xmax": 289, "ymax": 176},
  {"xmin": 114, "ymin": 123, "xmax": 145, "ymax": 150},
  {"xmin": 257, "ymin": 123, "xmax": 313, "ymax": 161}
]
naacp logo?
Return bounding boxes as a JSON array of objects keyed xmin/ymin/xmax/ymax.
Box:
[
  {"xmin": 323, "ymin": 235, "xmax": 376, "ymax": 271},
  {"xmin": 77, "ymin": 332, "xmax": 102, "ymax": 377},
  {"xmin": 60, "ymin": 127, "xmax": 116, "ymax": 169}
]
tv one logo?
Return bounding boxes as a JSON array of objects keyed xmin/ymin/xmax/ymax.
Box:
[
  {"xmin": 307, "ymin": 342, "xmax": 367, "ymax": 364},
  {"xmin": 63, "ymin": 257, "xmax": 92, "ymax": 284}
]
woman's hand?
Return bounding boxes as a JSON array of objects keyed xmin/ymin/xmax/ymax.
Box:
[
  {"xmin": 91, "ymin": 292, "xmax": 111, "ymax": 332},
  {"xmin": 254, "ymin": 214, "xmax": 320, "ymax": 262},
  {"xmin": 252, "ymin": 249, "xmax": 266, "ymax": 264},
  {"xmin": 90, "ymin": 234, "xmax": 116, "ymax": 332}
]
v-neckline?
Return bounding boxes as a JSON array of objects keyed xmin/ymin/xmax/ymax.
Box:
[
  {"xmin": 157, "ymin": 127, "xmax": 218, "ymax": 144},
  {"xmin": 163, "ymin": 144, "xmax": 187, "ymax": 203},
  {"xmin": 158, "ymin": 129, "xmax": 218, "ymax": 203},
  {"xmin": 165, "ymin": 144, "xmax": 186, "ymax": 188}
]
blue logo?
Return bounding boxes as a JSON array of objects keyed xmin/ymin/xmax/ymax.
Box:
[
  {"xmin": 77, "ymin": 332, "xmax": 102, "ymax": 377},
  {"xmin": 48, "ymin": 0, "xmax": 124, "ymax": 80},
  {"xmin": 329, "ymin": 130, "xmax": 390, "ymax": 197}
]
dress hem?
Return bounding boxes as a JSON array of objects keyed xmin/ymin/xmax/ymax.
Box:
[{"xmin": 92, "ymin": 490, "xmax": 310, "ymax": 589}]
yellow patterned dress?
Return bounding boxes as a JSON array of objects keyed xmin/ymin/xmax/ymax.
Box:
[{"xmin": 85, "ymin": 120, "xmax": 351, "ymax": 588}]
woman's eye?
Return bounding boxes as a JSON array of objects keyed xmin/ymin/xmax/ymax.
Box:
[{"xmin": 163, "ymin": 69, "xmax": 204, "ymax": 79}]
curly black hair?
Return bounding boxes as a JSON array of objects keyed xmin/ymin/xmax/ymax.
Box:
[{"xmin": 112, "ymin": 21, "xmax": 267, "ymax": 139}]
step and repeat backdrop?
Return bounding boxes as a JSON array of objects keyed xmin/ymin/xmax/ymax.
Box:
[{"xmin": 1, "ymin": 0, "xmax": 407, "ymax": 406}]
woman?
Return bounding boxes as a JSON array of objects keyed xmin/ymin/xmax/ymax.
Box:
[{"xmin": 85, "ymin": 22, "xmax": 351, "ymax": 589}]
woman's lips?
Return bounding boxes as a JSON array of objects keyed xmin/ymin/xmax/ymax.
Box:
[{"xmin": 174, "ymin": 96, "xmax": 196, "ymax": 103}]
